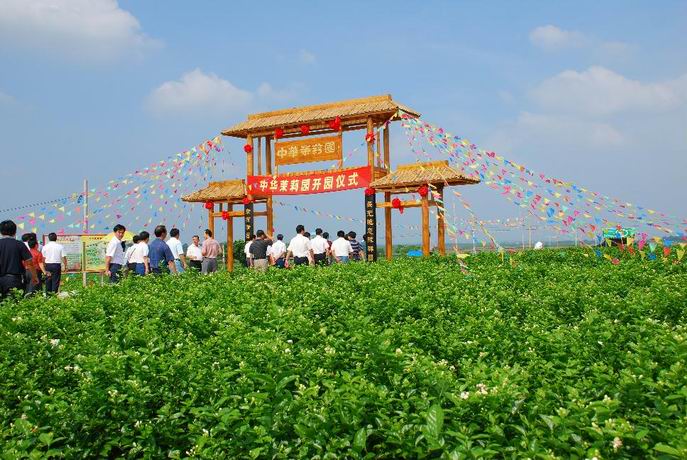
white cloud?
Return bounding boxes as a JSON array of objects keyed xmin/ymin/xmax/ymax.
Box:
[
  {"xmin": 298, "ymin": 49, "xmax": 316, "ymax": 64},
  {"xmin": 489, "ymin": 111, "xmax": 624, "ymax": 154},
  {"xmin": 529, "ymin": 25, "xmax": 588, "ymax": 50},
  {"xmin": 146, "ymin": 69, "xmax": 300, "ymax": 117},
  {"xmin": 0, "ymin": 0, "xmax": 159, "ymax": 62},
  {"xmin": 531, "ymin": 66, "xmax": 687, "ymax": 116}
]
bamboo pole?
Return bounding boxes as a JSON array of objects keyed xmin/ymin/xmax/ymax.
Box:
[
  {"xmin": 266, "ymin": 136, "xmax": 274, "ymax": 233},
  {"xmin": 437, "ymin": 186, "xmax": 446, "ymax": 256},
  {"xmin": 257, "ymin": 137, "xmax": 262, "ymax": 175},
  {"xmin": 246, "ymin": 135, "xmax": 254, "ymax": 177},
  {"xmin": 366, "ymin": 117, "xmax": 374, "ymax": 169},
  {"xmin": 383, "ymin": 123, "xmax": 390, "ymax": 170},
  {"xmin": 385, "ymin": 192, "xmax": 392, "ymax": 260},
  {"xmin": 422, "ymin": 193, "xmax": 430, "ymax": 256},
  {"xmin": 383, "ymin": 125, "xmax": 392, "ymax": 259},
  {"xmin": 227, "ymin": 204, "xmax": 233, "ymax": 272}
]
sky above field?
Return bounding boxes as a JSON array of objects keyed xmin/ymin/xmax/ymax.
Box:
[{"xmin": 0, "ymin": 1, "xmax": 685, "ymax": 243}]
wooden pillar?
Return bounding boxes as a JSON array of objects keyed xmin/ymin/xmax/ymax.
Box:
[
  {"xmin": 226, "ymin": 204, "xmax": 234, "ymax": 272},
  {"xmin": 366, "ymin": 117, "xmax": 374, "ymax": 169},
  {"xmin": 208, "ymin": 205, "xmax": 215, "ymax": 236},
  {"xmin": 257, "ymin": 137, "xmax": 262, "ymax": 175},
  {"xmin": 437, "ymin": 186, "xmax": 446, "ymax": 256},
  {"xmin": 246, "ymin": 135, "xmax": 254, "ymax": 176},
  {"xmin": 421, "ymin": 193, "xmax": 430, "ymax": 256},
  {"xmin": 385, "ymin": 192, "xmax": 392, "ymax": 260},
  {"xmin": 376, "ymin": 128, "xmax": 381, "ymax": 167},
  {"xmin": 266, "ymin": 136, "xmax": 274, "ymax": 233}
]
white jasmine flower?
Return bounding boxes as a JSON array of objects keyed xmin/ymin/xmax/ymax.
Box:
[
  {"xmin": 612, "ymin": 437, "xmax": 622, "ymax": 450},
  {"xmin": 50, "ymin": 339, "xmax": 60, "ymax": 347},
  {"xmin": 460, "ymin": 391, "xmax": 470, "ymax": 400}
]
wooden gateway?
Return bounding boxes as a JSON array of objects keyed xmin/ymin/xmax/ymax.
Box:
[{"xmin": 182, "ymin": 94, "xmax": 479, "ymax": 271}]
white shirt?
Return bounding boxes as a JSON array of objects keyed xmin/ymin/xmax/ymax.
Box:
[
  {"xmin": 105, "ymin": 236, "xmax": 126, "ymax": 266},
  {"xmin": 186, "ymin": 243, "xmax": 202, "ymax": 261},
  {"xmin": 244, "ymin": 241, "xmax": 253, "ymax": 259},
  {"xmin": 124, "ymin": 244, "xmax": 137, "ymax": 263},
  {"xmin": 129, "ymin": 242, "xmax": 149, "ymax": 264},
  {"xmin": 42, "ymin": 241, "xmax": 66, "ymax": 264},
  {"xmin": 167, "ymin": 237, "xmax": 184, "ymax": 260},
  {"xmin": 330, "ymin": 237, "xmax": 353, "ymax": 257},
  {"xmin": 268, "ymin": 240, "xmax": 287, "ymax": 259},
  {"xmin": 534, "ymin": 241, "xmax": 544, "ymax": 250},
  {"xmin": 310, "ymin": 235, "xmax": 329, "ymax": 254},
  {"xmin": 287, "ymin": 234, "xmax": 311, "ymax": 258}
]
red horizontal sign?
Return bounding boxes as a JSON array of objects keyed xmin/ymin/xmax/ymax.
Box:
[{"xmin": 248, "ymin": 167, "xmax": 371, "ymax": 195}]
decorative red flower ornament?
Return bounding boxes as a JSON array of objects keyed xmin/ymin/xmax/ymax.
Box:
[
  {"xmin": 300, "ymin": 124, "xmax": 310, "ymax": 135},
  {"xmin": 204, "ymin": 201, "xmax": 213, "ymax": 210},
  {"xmin": 243, "ymin": 144, "xmax": 253, "ymax": 154},
  {"xmin": 274, "ymin": 128, "xmax": 284, "ymax": 139},
  {"xmin": 328, "ymin": 116, "xmax": 341, "ymax": 131},
  {"xmin": 392, "ymin": 197, "xmax": 404, "ymax": 214},
  {"xmin": 221, "ymin": 211, "xmax": 229, "ymax": 220},
  {"xmin": 417, "ymin": 184, "xmax": 429, "ymax": 198},
  {"xmin": 365, "ymin": 132, "xmax": 375, "ymax": 143},
  {"xmin": 364, "ymin": 187, "xmax": 376, "ymax": 196},
  {"xmin": 242, "ymin": 197, "xmax": 252, "ymax": 205}
]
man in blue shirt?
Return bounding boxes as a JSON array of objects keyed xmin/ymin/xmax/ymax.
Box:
[{"xmin": 148, "ymin": 225, "xmax": 177, "ymax": 274}]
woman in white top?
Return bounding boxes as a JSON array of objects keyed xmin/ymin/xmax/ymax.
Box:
[{"xmin": 130, "ymin": 231, "xmax": 150, "ymax": 275}]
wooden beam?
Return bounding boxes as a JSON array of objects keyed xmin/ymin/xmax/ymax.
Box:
[
  {"xmin": 210, "ymin": 210, "xmax": 267, "ymax": 218},
  {"xmin": 437, "ymin": 186, "xmax": 446, "ymax": 256},
  {"xmin": 377, "ymin": 200, "xmax": 423, "ymax": 209},
  {"xmin": 226, "ymin": 204, "xmax": 233, "ymax": 272},
  {"xmin": 246, "ymin": 135, "xmax": 254, "ymax": 177},
  {"xmin": 367, "ymin": 117, "xmax": 374, "ymax": 169},
  {"xmin": 384, "ymin": 191, "xmax": 392, "ymax": 260},
  {"xmin": 422, "ymin": 194, "xmax": 430, "ymax": 256}
]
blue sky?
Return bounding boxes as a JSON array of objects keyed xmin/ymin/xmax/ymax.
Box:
[{"xmin": 0, "ymin": 1, "xmax": 685, "ymax": 243}]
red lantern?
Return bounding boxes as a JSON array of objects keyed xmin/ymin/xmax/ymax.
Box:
[
  {"xmin": 244, "ymin": 144, "xmax": 253, "ymax": 154},
  {"xmin": 392, "ymin": 197, "xmax": 404, "ymax": 214},
  {"xmin": 221, "ymin": 211, "xmax": 229, "ymax": 220},
  {"xmin": 275, "ymin": 128, "xmax": 284, "ymax": 139},
  {"xmin": 364, "ymin": 187, "xmax": 376, "ymax": 196},
  {"xmin": 417, "ymin": 185, "xmax": 429, "ymax": 198},
  {"xmin": 242, "ymin": 197, "xmax": 252, "ymax": 205},
  {"xmin": 300, "ymin": 124, "xmax": 310, "ymax": 135},
  {"xmin": 328, "ymin": 116, "xmax": 341, "ymax": 131},
  {"xmin": 365, "ymin": 132, "xmax": 375, "ymax": 143},
  {"xmin": 204, "ymin": 201, "xmax": 213, "ymax": 210}
]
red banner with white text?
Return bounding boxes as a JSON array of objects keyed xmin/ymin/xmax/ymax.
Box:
[{"xmin": 247, "ymin": 166, "xmax": 371, "ymax": 195}]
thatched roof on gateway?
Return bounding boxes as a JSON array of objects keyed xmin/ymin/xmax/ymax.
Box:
[
  {"xmin": 181, "ymin": 179, "xmax": 246, "ymax": 203},
  {"xmin": 370, "ymin": 160, "xmax": 480, "ymax": 192},
  {"xmin": 222, "ymin": 95, "xmax": 420, "ymax": 138}
]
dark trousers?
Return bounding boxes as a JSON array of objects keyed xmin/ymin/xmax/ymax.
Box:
[
  {"xmin": 274, "ymin": 258, "xmax": 286, "ymax": 268},
  {"xmin": 0, "ymin": 274, "xmax": 24, "ymax": 299},
  {"xmin": 25, "ymin": 270, "xmax": 42, "ymax": 295},
  {"xmin": 109, "ymin": 263, "xmax": 122, "ymax": 283},
  {"xmin": 314, "ymin": 253, "xmax": 327, "ymax": 266},
  {"xmin": 294, "ymin": 256, "xmax": 309, "ymax": 266},
  {"xmin": 45, "ymin": 263, "xmax": 62, "ymax": 294},
  {"xmin": 189, "ymin": 260, "xmax": 202, "ymax": 271}
]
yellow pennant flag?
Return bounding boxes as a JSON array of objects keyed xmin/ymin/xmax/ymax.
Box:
[{"xmin": 677, "ymin": 248, "xmax": 685, "ymax": 262}]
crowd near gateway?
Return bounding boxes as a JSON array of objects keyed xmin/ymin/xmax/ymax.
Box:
[{"xmin": 0, "ymin": 218, "xmax": 369, "ymax": 299}]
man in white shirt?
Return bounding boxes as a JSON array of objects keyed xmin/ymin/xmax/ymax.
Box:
[
  {"xmin": 186, "ymin": 235, "xmax": 203, "ymax": 271},
  {"xmin": 104, "ymin": 224, "xmax": 127, "ymax": 283},
  {"xmin": 125, "ymin": 235, "xmax": 140, "ymax": 273},
  {"xmin": 167, "ymin": 228, "xmax": 187, "ymax": 273},
  {"xmin": 244, "ymin": 234, "xmax": 254, "ymax": 268},
  {"xmin": 129, "ymin": 231, "xmax": 150, "ymax": 275},
  {"xmin": 286, "ymin": 224, "xmax": 313, "ymax": 266},
  {"xmin": 311, "ymin": 228, "xmax": 330, "ymax": 266},
  {"xmin": 42, "ymin": 232, "xmax": 67, "ymax": 294},
  {"xmin": 330, "ymin": 230, "xmax": 353, "ymax": 263},
  {"xmin": 268, "ymin": 234, "xmax": 287, "ymax": 268}
]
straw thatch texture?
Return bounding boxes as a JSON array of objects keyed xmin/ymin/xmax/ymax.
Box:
[
  {"xmin": 222, "ymin": 95, "xmax": 419, "ymax": 138},
  {"xmin": 181, "ymin": 179, "xmax": 246, "ymax": 203},
  {"xmin": 370, "ymin": 160, "xmax": 479, "ymax": 191}
]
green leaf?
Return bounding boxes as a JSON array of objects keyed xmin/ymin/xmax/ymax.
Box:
[
  {"xmin": 653, "ymin": 444, "xmax": 682, "ymax": 457},
  {"xmin": 425, "ymin": 404, "xmax": 444, "ymax": 440},
  {"xmin": 353, "ymin": 427, "xmax": 368, "ymax": 453}
]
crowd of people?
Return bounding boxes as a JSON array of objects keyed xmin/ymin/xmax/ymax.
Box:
[
  {"xmin": 0, "ymin": 217, "xmax": 370, "ymax": 299},
  {"xmin": 243, "ymin": 225, "xmax": 367, "ymax": 272}
]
